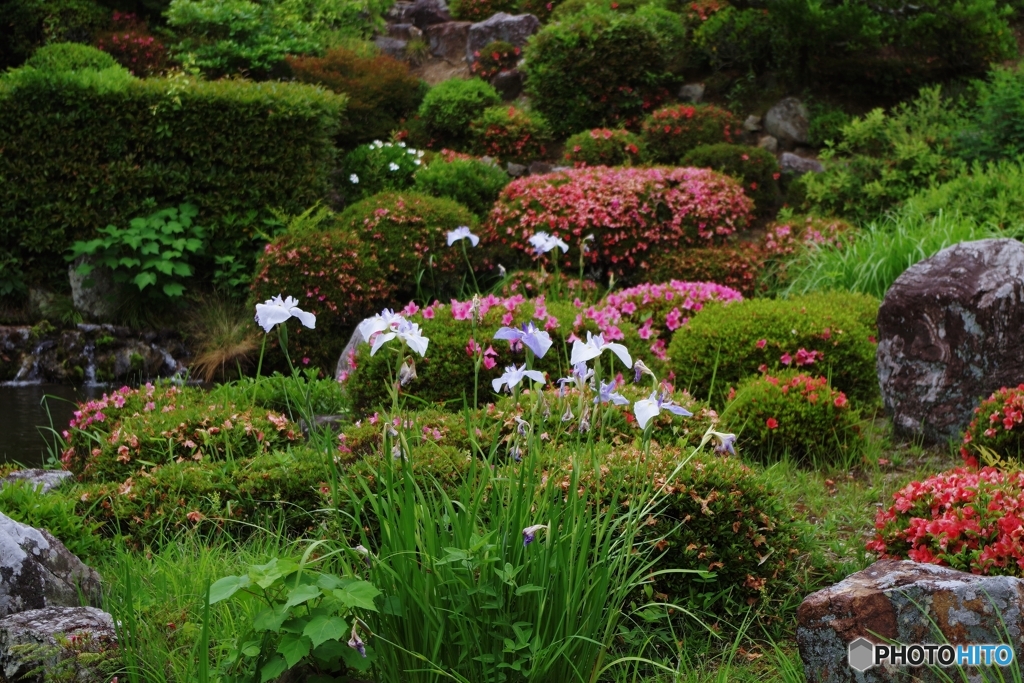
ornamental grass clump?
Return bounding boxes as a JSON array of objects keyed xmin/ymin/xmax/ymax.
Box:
[
  {"xmin": 961, "ymin": 385, "xmax": 1024, "ymax": 466},
  {"xmin": 563, "ymin": 128, "xmax": 645, "ymax": 167},
  {"xmin": 722, "ymin": 371, "xmax": 862, "ymax": 467},
  {"xmin": 481, "ymin": 166, "xmax": 754, "ymax": 278},
  {"xmin": 868, "ymin": 466, "xmax": 1024, "ymax": 576},
  {"xmin": 668, "ymin": 292, "xmax": 880, "ymax": 405},
  {"xmin": 640, "ymin": 104, "xmax": 742, "ymax": 163}
]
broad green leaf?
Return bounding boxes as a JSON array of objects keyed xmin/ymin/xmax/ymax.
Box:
[
  {"xmin": 332, "ymin": 580, "xmax": 380, "ymax": 611},
  {"xmin": 253, "ymin": 605, "xmax": 289, "ymax": 632},
  {"xmin": 285, "ymin": 583, "xmax": 321, "ymax": 609},
  {"xmin": 249, "ymin": 557, "xmax": 299, "ymax": 588},
  {"xmin": 312, "ymin": 639, "xmax": 347, "ymax": 663},
  {"xmin": 133, "ymin": 272, "xmax": 157, "ymax": 290},
  {"xmin": 118, "ymin": 257, "xmax": 141, "ymax": 268},
  {"xmin": 241, "ymin": 641, "xmax": 261, "ymax": 657},
  {"xmin": 259, "ymin": 655, "xmax": 287, "ymax": 683},
  {"xmin": 153, "ymin": 260, "xmax": 174, "ymax": 275},
  {"xmin": 140, "ymin": 242, "xmax": 161, "ymax": 255},
  {"xmin": 277, "ymin": 633, "xmax": 311, "ymax": 668},
  {"xmin": 208, "ymin": 574, "xmax": 249, "ymax": 604},
  {"xmin": 171, "ymin": 262, "xmax": 192, "ymax": 277},
  {"xmin": 515, "ymin": 584, "xmax": 545, "ymax": 596},
  {"xmin": 340, "ymin": 641, "xmax": 374, "ymax": 671},
  {"xmin": 302, "ymin": 615, "xmax": 347, "ymax": 648},
  {"xmin": 163, "ymin": 282, "xmax": 185, "ymax": 297}
]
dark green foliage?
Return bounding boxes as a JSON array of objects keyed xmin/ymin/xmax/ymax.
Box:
[
  {"xmin": 336, "ymin": 191, "xmax": 478, "ymax": 298},
  {"xmin": 692, "ymin": 6, "xmax": 772, "ymax": 75},
  {"xmin": 640, "ymin": 104, "xmax": 741, "ymax": 164},
  {"xmin": 901, "ymin": 160, "xmax": 1024, "ymax": 231},
  {"xmin": 723, "ymin": 371, "xmax": 864, "ymax": 466},
  {"xmin": 339, "ymin": 141, "xmax": 423, "ymax": 204},
  {"xmin": 681, "ymin": 143, "xmax": 779, "ymax": 215},
  {"xmin": 0, "ymin": 0, "xmax": 109, "ymax": 69},
  {"xmin": 523, "ymin": 11, "xmax": 674, "ymax": 137},
  {"xmin": 960, "ymin": 66, "xmax": 1024, "ymax": 162},
  {"xmin": 25, "ymin": 41, "xmax": 118, "ymax": 70},
  {"xmin": 413, "ymin": 158, "xmax": 510, "ymax": 218},
  {"xmin": 417, "ymin": 78, "xmax": 501, "ymax": 147},
  {"xmin": 667, "ymin": 292, "xmax": 880, "ymax": 405},
  {"xmin": 470, "ymin": 105, "xmax": 552, "ymax": 163},
  {"xmin": 0, "ymin": 69, "xmax": 345, "ymax": 287},
  {"xmin": 562, "ymin": 128, "xmax": 644, "ymax": 167}
]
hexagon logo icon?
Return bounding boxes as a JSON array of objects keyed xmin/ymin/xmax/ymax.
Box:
[{"xmin": 848, "ymin": 637, "xmax": 876, "ymax": 672}]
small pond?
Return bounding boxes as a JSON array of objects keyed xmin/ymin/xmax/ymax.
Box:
[{"xmin": 0, "ymin": 385, "xmax": 103, "ymax": 466}]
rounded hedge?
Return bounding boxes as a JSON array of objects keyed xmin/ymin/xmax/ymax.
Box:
[
  {"xmin": 251, "ymin": 219, "xmax": 396, "ymax": 371},
  {"xmin": 25, "ymin": 41, "xmax": 119, "ymax": 71},
  {"xmin": 523, "ymin": 11, "xmax": 673, "ymax": 137},
  {"xmin": 413, "ymin": 157, "xmax": 510, "ymax": 218},
  {"xmin": 563, "ymin": 128, "xmax": 645, "ymax": 167},
  {"xmin": 418, "ymin": 78, "xmax": 502, "ymax": 146},
  {"xmin": 723, "ymin": 371, "xmax": 862, "ymax": 466},
  {"xmin": 470, "ymin": 105, "xmax": 552, "ymax": 163},
  {"xmin": 681, "ymin": 143, "xmax": 779, "ymax": 215},
  {"xmin": 336, "ymin": 191, "xmax": 479, "ymax": 298},
  {"xmin": 480, "ymin": 166, "xmax": 754, "ymax": 279},
  {"xmin": 646, "ymin": 244, "xmax": 765, "ymax": 298},
  {"xmin": 667, "ymin": 292, "xmax": 881, "ymax": 405},
  {"xmin": 640, "ymin": 104, "xmax": 741, "ymax": 163}
]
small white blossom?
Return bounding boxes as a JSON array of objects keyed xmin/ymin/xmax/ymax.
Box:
[
  {"xmin": 350, "ymin": 174, "xmax": 359, "ymax": 184},
  {"xmin": 254, "ymin": 295, "xmax": 316, "ymax": 333},
  {"xmin": 389, "ymin": 162, "xmax": 400, "ymax": 171}
]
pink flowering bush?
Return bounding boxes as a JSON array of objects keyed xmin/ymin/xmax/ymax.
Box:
[
  {"xmin": 95, "ymin": 12, "xmax": 168, "ymax": 77},
  {"xmin": 577, "ymin": 281, "xmax": 743, "ymax": 363},
  {"xmin": 563, "ymin": 128, "xmax": 645, "ymax": 168},
  {"xmin": 723, "ymin": 371, "xmax": 861, "ymax": 465},
  {"xmin": 868, "ymin": 467, "xmax": 1024, "ymax": 576},
  {"xmin": 62, "ymin": 384, "xmax": 301, "ymax": 483},
  {"xmin": 346, "ymin": 295, "xmax": 644, "ymax": 412},
  {"xmin": 758, "ymin": 215, "xmax": 853, "ymax": 288},
  {"xmin": 480, "ymin": 166, "xmax": 754, "ymax": 278},
  {"xmin": 960, "ymin": 385, "xmax": 1024, "ymax": 467}
]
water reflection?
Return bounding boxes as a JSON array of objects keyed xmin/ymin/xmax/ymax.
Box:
[{"xmin": 0, "ymin": 385, "xmax": 103, "ymax": 466}]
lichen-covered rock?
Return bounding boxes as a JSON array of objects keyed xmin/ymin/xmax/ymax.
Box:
[
  {"xmin": 408, "ymin": 0, "xmax": 452, "ymax": 27},
  {"xmin": 0, "ymin": 607, "xmax": 116, "ymax": 682},
  {"xmin": 764, "ymin": 97, "xmax": 809, "ymax": 147},
  {"xmin": 877, "ymin": 238, "xmax": 1024, "ymax": 442},
  {"xmin": 0, "ymin": 470, "xmax": 73, "ymax": 494},
  {"xmin": 798, "ymin": 559, "xmax": 1024, "ymax": 682},
  {"xmin": 466, "ymin": 13, "xmax": 540, "ymax": 64},
  {"xmin": 0, "ymin": 513, "xmax": 102, "ymax": 618},
  {"xmin": 425, "ymin": 21, "xmax": 472, "ymax": 61},
  {"xmin": 779, "ymin": 151, "xmax": 823, "ymax": 175}
]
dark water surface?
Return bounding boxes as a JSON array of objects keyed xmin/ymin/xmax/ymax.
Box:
[{"xmin": 0, "ymin": 385, "xmax": 104, "ymax": 466}]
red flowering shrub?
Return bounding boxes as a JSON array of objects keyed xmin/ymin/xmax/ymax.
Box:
[
  {"xmin": 960, "ymin": 385, "xmax": 1024, "ymax": 466},
  {"xmin": 481, "ymin": 166, "xmax": 754, "ymax": 278},
  {"xmin": 683, "ymin": 0, "xmax": 729, "ymax": 24},
  {"xmin": 868, "ymin": 466, "xmax": 1024, "ymax": 576},
  {"xmin": 337, "ymin": 191, "xmax": 482, "ymax": 297},
  {"xmin": 470, "ymin": 105, "xmax": 552, "ymax": 163},
  {"xmin": 251, "ymin": 222, "xmax": 395, "ymax": 371},
  {"xmin": 451, "ymin": 0, "xmax": 518, "ymax": 21},
  {"xmin": 640, "ymin": 104, "xmax": 741, "ymax": 164},
  {"xmin": 287, "ymin": 47, "xmax": 426, "ymax": 147},
  {"xmin": 95, "ymin": 12, "xmax": 168, "ymax": 77},
  {"xmin": 563, "ymin": 128, "xmax": 645, "ymax": 167},
  {"xmin": 724, "ymin": 371, "xmax": 861, "ymax": 465},
  {"xmin": 681, "ymin": 143, "xmax": 780, "ymax": 215},
  {"xmin": 470, "ymin": 40, "xmax": 521, "ymax": 80},
  {"xmin": 579, "ymin": 281, "xmax": 743, "ymax": 363},
  {"xmin": 647, "ymin": 244, "xmax": 765, "ymax": 297},
  {"xmin": 517, "ymin": 0, "xmax": 566, "ymax": 21},
  {"xmin": 62, "ymin": 384, "xmax": 301, "ymax": 483}
]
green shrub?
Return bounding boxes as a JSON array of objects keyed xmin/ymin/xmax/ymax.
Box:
[
  {"xmin": 692, "ymin": 6, "xmax": 773, "ymax": 75},
  {"xmin": 418, "ymin": 78, "xmax": 501, "ymax": 147},
  {"xmin": 640, "ymin": 104, "xmax": 741, "ymax": 164},
  {"xmin": 336, "ymin": 191, "xmax": 478, "ymax": 298},
  {"xmin": 722, "ymin": 371, "xmax": 862, "ymax": 466},
  {"xmin": 807, "ymin": 101, "xmax": 851, "ymax": 147},
  {"xmin": 61, "ymin": 384, "xmax": 303, "ymax": 483},
  {"xmin": 0, "ymin": 0, "xmax": 109, "ymax": 69},
  {"xmin": 799, "ymin": 86, "xmax": 966, "ymax": 221},
  {"xmin": 902, "ymin": 160, "xmax": 1024, "ymax": 231},
  {"xmin": 469, "ymin": 40, "xmax": 520, "ymax": 80},
  {"xmin": 518, "ymin": 0, "xmax": 566, "ymax": 21},
  {"xmin": 287, "ymin": 47, "xmax": 426, "ymax": 148},
  {"xmin": 959, "ymin": 385, "xmax": 1024, "ymax": 465},
  {"xmin": 646, "ymin": 245, "xmax": 765, "ymax": 298},
  {"xmin": 0, "ymin": 479, "xmax": 106, "ymax": 561},
  {"xmin": 667, "ymin": 292, "xmax": 880, "ymax": 405},
  {"xmin": 451, "ymin": 0, "xmax": 517, "ymax": 21},
  {"xmin": 339, "ymin": 140, "xmax": 424, "ymax": 204},
  {"xmin": 0, "ymin": 69, "xmax": 345, "ymax": 289},
  {"xmin": 681, "ymin": 143, "xmax": 779, "ymax": 215},
  {"xmin": 470, "ymin": 105, "xmax": 552, "ymax": 163},
  {"xmin": 250, "ymin": 209, "xmax": 396, "ymax": 372},
  {"xmin": 25, "ymin": 41, "xmax": 118, "ymax": 71},
  {"xmin": 563, "ymin": 128, "xmax": 644, "ymax": 167},
  {"xmin": 413, "ymin": 157, "xmax": 510, "ymax": 218},
  {"xmin": 523, "ymin": 11, "xmax": 674, "ymax": 137}
]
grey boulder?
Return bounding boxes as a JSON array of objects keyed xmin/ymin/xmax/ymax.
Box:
[
  {"xmin": 0, "ymin": 470, "xmax": 73, "ymax": 494},
  {"xmin": 466, "ymin": 13, "xmax": 540, "ymax": 64},
  {"xmin": 425, "ymin": 21, "xmax": 472, "ymax": 62},
  {"xmin": 0, "ymin": 512, "xmax": 102, "ymax": 618},
  {"xmin": 877, "ymin": 238, "xmax": 1024, "ymax": 442},
  {"xmin": 0, "ymin": 606, "xmax": 116, "ymax": 682},
  {"xmin": 764, "ymin": 97, "xmax": 810, "ymax": 147},
  {"xmin": 779, "ymin": 151, "xmax": 824, "ymax": 175}
]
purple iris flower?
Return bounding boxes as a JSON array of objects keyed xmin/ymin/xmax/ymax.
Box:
[
  {"xmin": 523, "ymin": 524, "xmax": 547, "ymax": 547},
  {"xmin": 634, "ymin": 391, "xmax": 693, "ymax": 430},
  {"xmin": 595, "ymin": 380, "xmax": 630, "ymax": 406},
  {"xmin": 494, "ymin": 322, "xmax": 553, "ymax": 359},
  {"xmin": 713, "ymin": 431, "xmax": 737, "ymax": 456}
]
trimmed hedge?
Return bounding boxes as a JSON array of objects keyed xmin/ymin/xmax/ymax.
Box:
[
  {"xmin": 668, "ymin": 292, "xmax": 880, "ymax": 405},
  {"xmin": 0, "ymin": 68, "xmax": 345, "ymax": 286}
]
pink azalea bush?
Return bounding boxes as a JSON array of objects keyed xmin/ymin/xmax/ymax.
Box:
[
  {"xmin": 960, "ymin": 385, "xmax": 1024, "ymax": 467},
  {"xmin": 868, "ymin": 466, "xmax": 1024, "ymax": 576},
  {"xmin": 480, "ymin": 166, "xmax": 754, "ymax": 277}
]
